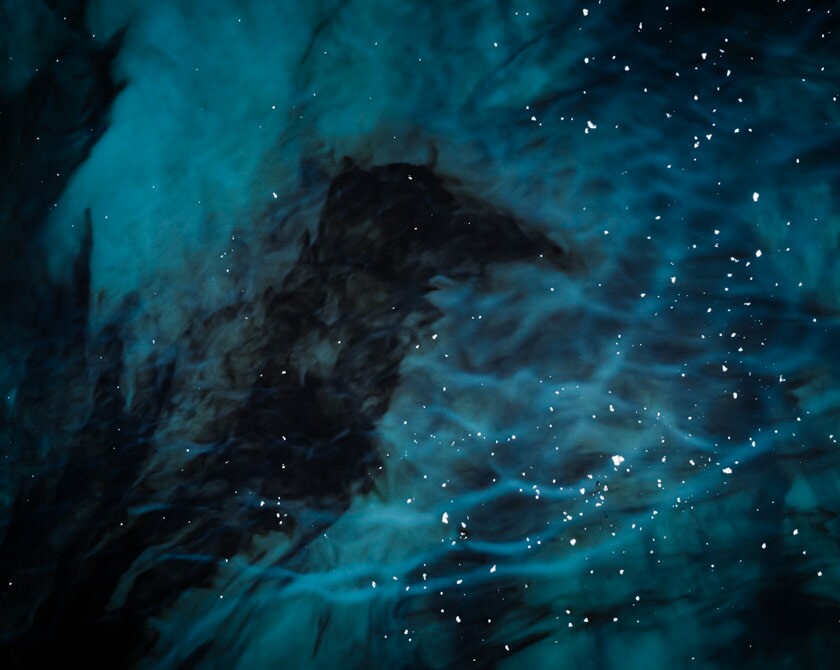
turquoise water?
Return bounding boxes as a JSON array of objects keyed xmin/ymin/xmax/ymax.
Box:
[{"xmin": 1, "ymin": 1, "xmax": 839, "ymax": 668}]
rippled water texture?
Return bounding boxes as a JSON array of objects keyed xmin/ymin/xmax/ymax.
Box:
[{"xmin": 1, "ymin": 1, "xmax": 839, "ymax": 668}]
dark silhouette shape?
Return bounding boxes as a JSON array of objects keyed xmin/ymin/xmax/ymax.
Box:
[{"xmin": 0, "ymin": 159, "xmax": 576, "ymax": 667}]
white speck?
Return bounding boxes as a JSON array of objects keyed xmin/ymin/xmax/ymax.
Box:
[
  {"xmin": 587, "ymin": 120, "xmax": 597, "ymax": 129},
  {"xmin": 752, "ymin": 192, "xmax": 759, "ymax": 202},
  {"xmin": 582, "ymin": 8, "xmax": 589, "ymax": 16},
  {"xmin": 733, "ymin": 392, "xmax": 738, "ymax": 399},
  {"xmin": 441, "ymin": 512, "xmax": 449, "ymax": 524},
  {"xmin": 455, "ymin": 615, "xmax": 461, "ymax": 623},
  {"xmin": 671, "ymin": 276, "xmax": 676, "ymax": 284},
  {"xmin": 793, "ymin": 529, "xmax": 799, "ymax": 536},
  {"xmin": 272, "ymin": 192, "xmax": 278, "ymax": 199},
  {"xmin": 761, "ymin": 542, "xmax": 767, "ymax": 549},
  {"xmin": 611, "ymin": 455, "xmax": 625, "ymax": 467},
  {"xmin": 722, "ymin": 365, "xmax": 728, "ymax": 372},
  {"xmin": 722, "ymin": 467, "xmax": 733, "ymax": 474},
  {"xmin": 755, "ymin": 249, "xmax": 762, "ymax": 257},
  {"xmin": 493, "ymin": 42, "xmax": 498, "ymax": 47},
  {"xmin": 372, "ymin": 581, "xmax": 377, "ymax": 588},
  {"xmin": 701, "ymin": 52, "xmax": 708, "ymax": 60},
  {"xmin": 570, "ymin": 538, "xmax": 577, "ymax": 546},
  {"xmin": 817, "ymin": 571, "xmax": 822, "ymax": 577},
  {"xmin": 490, "ymin": 565, "xmax": 497, "ymax": 573}
]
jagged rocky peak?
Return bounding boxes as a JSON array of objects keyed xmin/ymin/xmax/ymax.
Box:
[
  {"xmin": 182, "ymin": 158, "xmax": 580, "ymax": 511},
  {"xmin": 315, "ymin": 159, "xmax": 577, "ymax": 282},
  {"xmin": 0, "ymin": 155, "xmax": 579, "ymax": 667}
]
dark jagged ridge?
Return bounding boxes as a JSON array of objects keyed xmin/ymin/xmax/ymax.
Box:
[{"xmin": 0, "ymin": 160, "xmax": 576, "ymax": 668}]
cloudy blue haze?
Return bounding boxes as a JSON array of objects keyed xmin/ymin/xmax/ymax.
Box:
[{"xmin": 1, "ymin": 1, "xmax": 838, "ymax": 668}]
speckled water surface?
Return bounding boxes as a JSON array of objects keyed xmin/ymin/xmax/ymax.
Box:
[{"xmin": 1, "ymin": 1, "xmax": 838, "ymax": 668}]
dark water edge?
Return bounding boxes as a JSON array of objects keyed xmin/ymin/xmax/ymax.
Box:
[{"xmin": 1, "ymin": 1, "xmax": 839, "ymax": 668}]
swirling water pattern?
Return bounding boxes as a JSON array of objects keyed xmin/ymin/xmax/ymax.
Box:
[{"xmin": 1, "ymin": 1, "xmax": 838, "ymax": 668}]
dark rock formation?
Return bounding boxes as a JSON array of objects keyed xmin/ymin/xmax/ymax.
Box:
[{"xmin": 0, "ymin": 159, "xmax": 576, "ymax": 667}]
